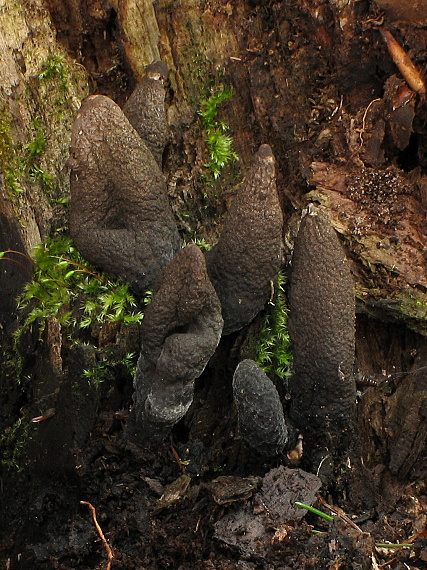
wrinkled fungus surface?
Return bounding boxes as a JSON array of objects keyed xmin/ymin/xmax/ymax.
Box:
[
  {"xmin": 288, "ymin": 208, "xmax": 356, "ymax": 472},
  {"xmin": 206, "ymin": 144, "xmax": 283, "ymax": 335},
  {"xmin": 68, "ymin": 93, "xmax": 181, "ymax": 293},
  {"xmin": 233, "ymin": 359, "xmax": 288, "ymax": 456},
  {"xmin": 123, "ymin": 60, "xmax": 170, "ymax": 167},
  {"xmin": 131, "ymin": 244, "xmax": 223, "ymax": 440}
]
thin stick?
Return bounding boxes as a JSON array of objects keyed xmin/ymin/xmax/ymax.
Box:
[
  {"xmin": 375, "ymin": 543, "xmax": 412, "ymax": 549},
  {"xmin": 360, "ymin": 98, "xmax": 381, "ymax": 147},
  {"xmin": 80, "ymin": 501, "xmax": 114, "ymax": 570},
  {"xmin": 319, "ymin": 498, "xmax": 364, "ymax": 533},
  {"xmin": 379, "ymin": 28, "xmax": 426, "ymax": 101},
  {"xmin": 171, "ymin": 445, "xmax": 185, "ymax": 472},
  {"xmin": 55, "ymin": 256, "xmax": 105, "ymax": 281}
]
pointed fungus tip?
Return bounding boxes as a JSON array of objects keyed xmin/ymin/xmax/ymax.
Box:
[
  {"xmin": 257, "ymin": 144, "xmax": 274, "ymax": 160},
  {"xmin": 145, "ymin": 60, "xmax": 169, "ymax": 79}
]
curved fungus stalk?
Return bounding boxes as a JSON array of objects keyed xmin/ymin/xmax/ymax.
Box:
[
  {"xmin": 206, "ymin": 144, "xmax": 283, "ymax": 335},
  {"xmin": 130, "ymin": 244, "xmax": 223, "ymax": 441},
  {"xmin": 288, "ymin": 207, "xmax": 356, "ymax": 475},
  {"xmin": 68, "ymin": 90, "xmax": 181, "ymax": 294},
  {"xmin": 233, "ymin": 359, "xmax": 288, "ymax": 456}
]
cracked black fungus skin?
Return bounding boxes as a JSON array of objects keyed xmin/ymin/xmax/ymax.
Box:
[
  {"xmin": 123, "ymin": 60, "xmax": 169, "ymax": 168},
  {"xmin": 206, "ymin": 144, "xmax": 283, "ymax": 335},
  {"xmin": 233, "ymin": 359, "xmax": 288, "ymax": 456},
  {"xmin": 131, "ymin": 244, "xmax": 223, "ymax": 441},
  {"xmin": 68, "ymin": 94, "xmax": 181, "ymax": 294},
  {"xmin": 288, "ymin": 208, "xmax": 356, "ymax": 472}
]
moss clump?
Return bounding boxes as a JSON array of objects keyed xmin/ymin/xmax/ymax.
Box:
[
  {"xmin": 38, "ymin": 54, "xmax": 70, "ymax": 103},
  {"xmin": 1, "ymin": 233, "xmax": 150, "ymax": 392},
  {"xmin": 199, "ymin": 85, "xmax": 238, "ymax": 179},
  {"xmin": 0, "ymin": 418, "xmax": 30, "ymax": 472},
  {"xmin": 256, "ymin": 271, "xmax": 293, "ymax": 380},
  {"xmin": 199, "ymin": 86, "xmax": 234, "ymax": 127},
  {"xmin": 10, "ymin": 233, "xmax": 146, "ymax": 332}
]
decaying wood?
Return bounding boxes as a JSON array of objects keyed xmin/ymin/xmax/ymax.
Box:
[{"xmin": 307, "ymin": 162, "xmax": 427, "ymax": 334}]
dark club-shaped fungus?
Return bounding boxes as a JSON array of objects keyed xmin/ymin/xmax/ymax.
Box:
[
  {"xmin": 68, "ymin": 93, "xmax": 181, "ymax": 294},
  {"xmin": 206, "ymin": 144, "xmax": 283, "ymax": 335},
  {"xmin": 233, "ymin": 359, "xmax": 288, "ymax": 456},
  {"xmin": 288, "ymin": 207, "xmax": 356, "ymax": 474},
  {"xmin": 130, "ymin": 244, "xmax": 224, "ymax": 441},
  {"xmin": 123, "ymin": 60, "xmax": 170, "ymax": 168}
]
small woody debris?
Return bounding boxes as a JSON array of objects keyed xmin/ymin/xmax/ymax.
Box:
[
  {"xmin": 159, "ymin": 474, "xmax": 191, "ymax": 504},
  {"xmin": 31, "ymin": 408, "xmax": 56, "ymax": 423},
  {"xmin": 379, "ymin": 28, "xmax": 426, "ymax": 101}
]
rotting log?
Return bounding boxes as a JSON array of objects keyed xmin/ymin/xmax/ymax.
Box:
[{"xmin": 307, "ymin": 162, "xmax": 427, "ymax": 335}]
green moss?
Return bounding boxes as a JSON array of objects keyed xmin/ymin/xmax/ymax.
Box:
[
  {"xmin": 25, "ymin": 118, "xmax": 46, "ymax": 160},
  {"xmin": 0, "ymin": 232, "xmax": 151, "ymax": 388},
  {"xmin": 0, "ymin": 110, "xmax": 54, "ymax": 202},
  {"xmin": 24, "ymin": 118, "xmax": 54, "ymax": 193},
  {"xmin": 205, "ymin": 129, "xmax": 238, "ymax": 179},
  {"xmin": 199, "ymin": 86, "xmax": 234, "ymax": 128},
  {"xmin": 0, "ymin": 417, "xmax": 30, "ymax": 472},
  {"xmin": 0, "ymin": 107, "xmax": 24, "ymax": 197},
  {"xmin": 38, "ymin": 54, "xmax": 70, "ymax": 101},
  {"xmin": 11, "ymin": 233, "xmax": 146, "ymax": 332},
  {"xmin": 199, "ymin": 85, "xmax": 238, "ymax": 179},
  {"xmin": 191, "ymin": 237, "xmax": 212, "ymax": 251},
  {"xmin": 256, "ymin": 271, "xmax": 293, "ymax": 379},
  {"xmin": 83, "ymin": 349, "xmax": 138, "ymax": 386}
]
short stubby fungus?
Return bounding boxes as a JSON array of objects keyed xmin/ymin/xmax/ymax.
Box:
[
  {"xmin": 123, "ymin": 60, "xmax": 170, "ymax": 168},
  {"xmin": 206, "ymin": 144, "xmax": 283, "ymax": 335},
  {"xmin": 288, "ymin": 207, "xmax": 356, "ymax": 475},
  {"xmin": 68, "ymin": 94, "xmax": 181, "ymax": 293},
  {"xmin": 233, "ymin": 359, "xmax": 288, "ymax": 456},
  {"xmin": 131, "ymin": 244, "xmax": 224, "ymax": 441}
]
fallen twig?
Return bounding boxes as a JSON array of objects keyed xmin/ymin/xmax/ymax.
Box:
[
  {"xmin": 296, "ymin": 500, "xmax": 414, "ymax": 552},
  {"xmin": 30, "ymin": 408, "xmax": 56, "ymax": 423},
  {"xmin": 379, "ymin": 28, "xmax": 426, "ymax": 101},
  {"xmin": 80, "ymin": 501, "xmax": 114, "ymax": 570},
  {"xmin": 318, "ymin": 498, "xmax": 364, "ymax": 533}
]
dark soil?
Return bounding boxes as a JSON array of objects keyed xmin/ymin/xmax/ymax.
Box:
[{"xmin": 1, "ymin": 318, "xmax": 426, "ymax": 569}]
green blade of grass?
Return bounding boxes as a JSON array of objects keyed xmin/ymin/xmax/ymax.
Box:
[
  {"xmin": 295, "ymin": 501, "xmax": 334, "ymax": 521},
  {"xmin": 375, "ymin": 543, "xmax": 412, "ymax": 549}
]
